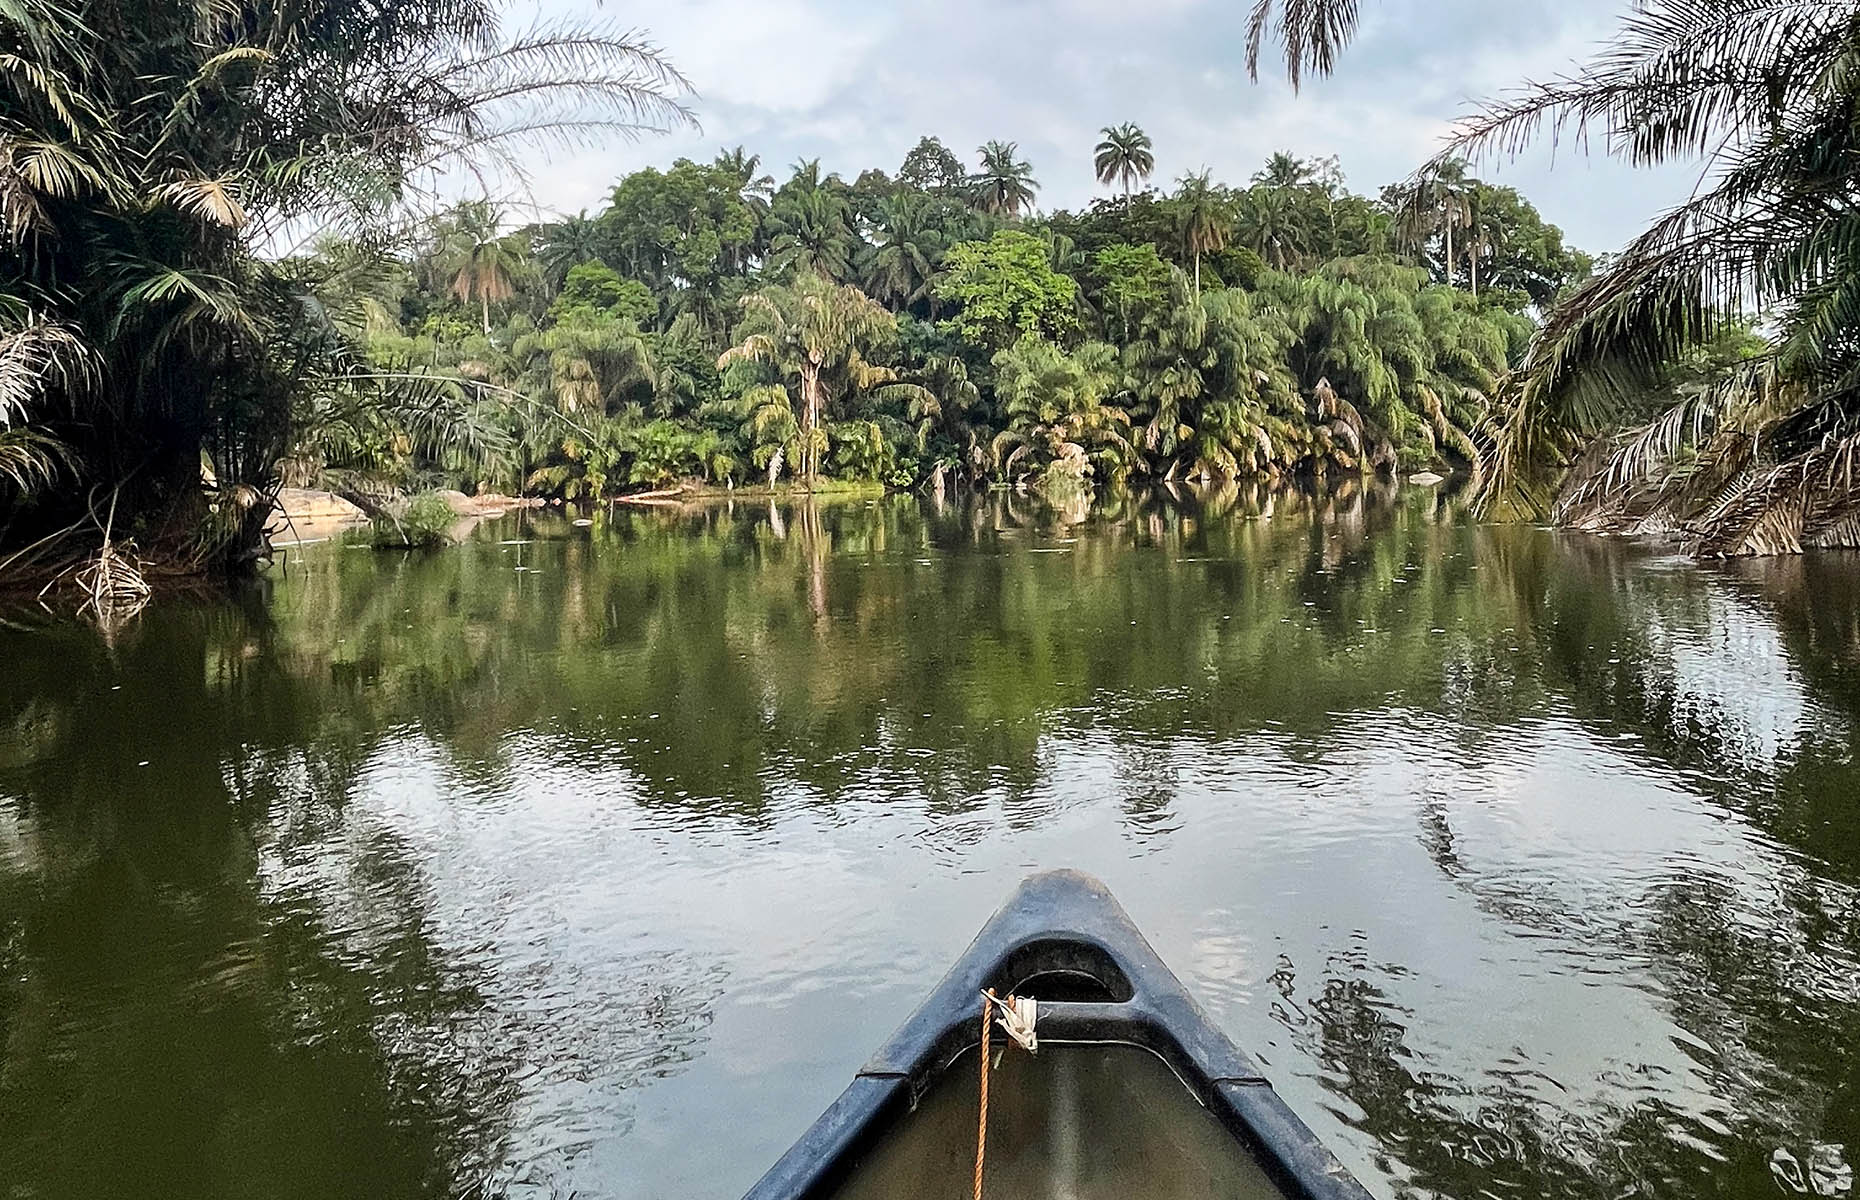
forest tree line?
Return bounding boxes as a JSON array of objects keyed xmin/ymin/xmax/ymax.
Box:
[
  {"xmin": 315, "ymin": 137, "xmax": 1589, "ymax": 505},
  {"xmin": 4, "ymin": 0, "xmax": 1845, "ymax": 581}
]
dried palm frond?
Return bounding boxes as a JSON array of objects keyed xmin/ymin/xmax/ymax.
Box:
[
  {"xmin": 0, "ymin": 314, "xmax": 97, "ymax": 426},
  {"xmin": 1245, "ymin": 0, "xmax": 1361, "ymax": 90}
]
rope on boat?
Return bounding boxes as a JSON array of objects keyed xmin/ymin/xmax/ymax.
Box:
[
  {"xmin": 974, "ymin": 990, "xmax": 992, "ymax": 1200},
  {"xmin": 973, "ymin": 988, "xmax": 1038, "ymax": 1200}
]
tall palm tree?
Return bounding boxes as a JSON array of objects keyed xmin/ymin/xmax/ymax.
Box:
[
  {"xmin": 1094, "ymin": 124, "xmax": 1155, "ymax": 206},
  {"xmin": 971, "ymin": 141, "xmax": 1039, "ymax": 219},
  {"xmin": 1395, "ymin": 159, "xmax": 1473, "ymax": 289},
  {"xmin": 445, "ymin": 204, "xmax": 522, "ymax": 335},
  {"xmin": 1176, "ymin": 172, "xmax": 1233, "ymax": 297},
  {"xmin": 716, "ymin": 275, "xmax": 908, "ymax": 483}
]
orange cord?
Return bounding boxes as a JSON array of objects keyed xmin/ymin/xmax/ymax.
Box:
[{"xmin": 974, "ymin": 990, "xmax": 993, "ymax": 1200}]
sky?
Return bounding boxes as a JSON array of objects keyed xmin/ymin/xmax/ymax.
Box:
[{"xmin": 508, "ymin": 0, "xmax": 1706, "ymax": 257}]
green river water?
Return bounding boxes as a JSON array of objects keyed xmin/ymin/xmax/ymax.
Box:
[{"xmin": 2, "ymin": 483, "xmax": 1858, "ymax": 1199}]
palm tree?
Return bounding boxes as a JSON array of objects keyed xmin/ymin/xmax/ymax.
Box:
[
  {"xmin": 513, "ymin": 319, "xmax": 656, "ymax": 416},
  {"xmin": 1245, "ymin": 0, "xmax": 1363, "ymax": 89},
  {"xmin": 1254, "ymin": 152, "xmax": 1315, "ymax": 189},
  {"xmin": 766, "ymin": 185, "xmax": 858, "ymax": 283},
  {"xmin": 1462, "ymin": 183, "xmax": 1490, "ymax": 299},
  {"xmin": 715, "ymin": 146, "xmax": 774, "ymax": 270},
  {"xmin": 537, "ymin": 211, "xmax": 604, "ymax": 293},
  {"xmin": 1395, "ymin": 159, "xmax": 1473, "ymax": 290},
  {"xmin": 864, "ymin": 192, "xmax": 942, "ymax": 314},
  {"xmin": 990, "ymin": 337, "xmax": 1134, "ymax": 489},
  {"xmin": 0, "ymin": 0, "xmax": 692, "ymax": 574},
  {"xmin": 716, "ymin": 275, "xmax": 909, "ymax": 483},
  {"xmin": 1237, "ymin": 185, "xmax": 1311, "ymax": 271},
  {"xmin": 1449, "ymin": 0, "xmax": 1860, "ymax": 554},
  {"xmin": 1094, "ymin": 124, "xmax": 1155, "ymax": 206},
  {"xmin": 1176, "ymin": 171, "xmax": 1232, "ymax": 298},
  {"xmin": 445, "ymin": 204, "xmax": 522, "ymax": 335},
  {"xmin": 715, "ymin": 146, "xmax": 775, "ymax": 211},
  {"xmin": 971, "ymin": 141, "xmax": 1039, "ymax": 219}
]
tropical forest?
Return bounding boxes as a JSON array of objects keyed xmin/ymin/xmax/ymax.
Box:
[
  {"xmin": 6, "ymin": 0, "xmax": 1855, "ymax": 580},
  {"xmin": 6, "ymin": 4, "xmax": 1860, "ymax": 1200}
]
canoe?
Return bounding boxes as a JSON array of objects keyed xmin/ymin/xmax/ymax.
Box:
[{"xmin": 744, "ymin": 869, "xmax": 1374, "ymax": 1200}]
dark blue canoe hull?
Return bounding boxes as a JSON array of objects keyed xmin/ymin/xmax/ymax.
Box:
[{"xmin": 744, "ymin": 870, "xmax": 1374, "ymax": 1200}]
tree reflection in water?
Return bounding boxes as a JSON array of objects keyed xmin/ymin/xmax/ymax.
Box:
[{"xmin": 1, "ymin": 483, "xmax": 1858, "ymax": 1199}]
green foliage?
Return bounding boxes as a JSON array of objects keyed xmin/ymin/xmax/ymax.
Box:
[
  {"xmin": 717, "ymin": 273, "xmax": 924, "ymax": 483},
  {"xmin": 369, "ymin": 491, "xmax": 459, "ymax": 549},
  {"xmin": 898, "ymin": 136, "xmax": 971, "ymax": 197},
  {"xmin": 1091, "ymin": 243, "xmax": 1175, "ymax": 340},
  {"xmin": 0, "ymin": 0, "xmax": 690, "ymax": 575},
  {"xmin": 550, "ymin": 263, "xmax": 657, "ymax": 328},
  {"xmin": 991, "ymin": 336, "xmax": 1132, "ymax": 490},
  {"xmin": 1454, "ymin": 0, "xmax": 1860, "ymax": 554},
  {"xmin": 936, "ymin": 231, "xmax": 1081, "ymax": 352}
]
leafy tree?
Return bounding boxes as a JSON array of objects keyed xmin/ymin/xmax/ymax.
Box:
[
  {"xmin": 1458, "ymin": 184, "xmax": 1590, "ymax": 309},
  {"xmin": 972, "ymin": 141, "xmax": 1040, "ymax": 219},
  {"xmin": 1090, "ymin": 243, "xmax": 1175, "ymax": 341},
  {"xmin": 549, "ymin": 263, "xmax": 657, "ymax": 328},
  {"xmin": 897, "ymin": 136, "xmax": 970, "ymax": 197},
  {"xmin": 600, "ymin": 160, "xmax": 758, "ymax": 321},
  {"xmin": 1043, "ymin": 194, "xmax": 1183, "ymax": 266},
  {"xmin": 935, "ymin": 231, "xmax": 1081, "ymax": 352},
  {"xmin": 1094, "ymin": 124, "xmax": 1156, "ymax": 204}
]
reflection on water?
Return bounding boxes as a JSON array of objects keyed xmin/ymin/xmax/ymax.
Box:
[{"xmin": 3, "ymin": 482, "xmax": 1860, "ymax": 1199}]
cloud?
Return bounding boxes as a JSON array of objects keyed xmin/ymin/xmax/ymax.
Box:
[{"xmin": 503, "ymin": 0, "xmax": 1699, "ymax": 254}]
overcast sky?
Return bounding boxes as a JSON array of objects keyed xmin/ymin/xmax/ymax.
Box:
[{"xmin": 510, "ymin": 0, "xmax": 1703, "ymax": 257}]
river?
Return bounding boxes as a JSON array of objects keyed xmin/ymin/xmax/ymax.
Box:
[{"xmin": 2, "ymin": 482, "xmax": 1857, "ymax": 1199}]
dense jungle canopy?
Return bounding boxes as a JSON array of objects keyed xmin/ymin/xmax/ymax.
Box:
[{"xmin": 2, "ymin": 0, "xmax": 1855, "ymax": 579}]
